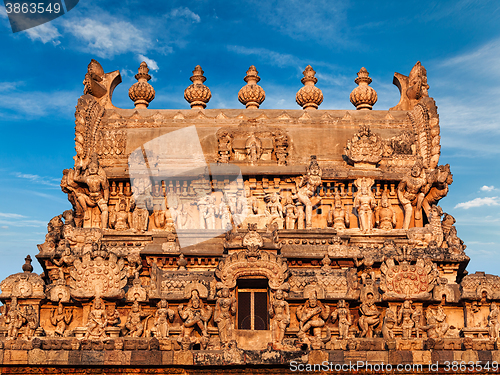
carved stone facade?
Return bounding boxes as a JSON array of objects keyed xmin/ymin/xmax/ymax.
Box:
[{"xmin": 1, "ymin": 60, "xmax": 496, "ymax": 371}]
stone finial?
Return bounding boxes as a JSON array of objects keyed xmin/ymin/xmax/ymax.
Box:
[
  {"xmin": 184, "ymin": 65, "xmax": 212, "ymax": 109},
  {"xmin": 238, "ymin": 66, "xmax": 265, "ymax": 109},
  {"xmin": 129, "ymin": 62, "xmax": 155, "ymax": 109},
  {"xmin": 296, "ymin": 65, "xmax": 323, "ymax": 110},
  {"xmin": 22, "ymin": 255, "xmax": 33, "ymax": 273},
  {"xmin": 350, "ymin": 67, "xmax": 378, "ymax": 110}
]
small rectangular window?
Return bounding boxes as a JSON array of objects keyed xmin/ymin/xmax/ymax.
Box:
[{"xmin": 237, "ymin": 278, "xmax": 268, "ymax": 330}]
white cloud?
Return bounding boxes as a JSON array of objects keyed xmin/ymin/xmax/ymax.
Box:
[
  {"xmin": 481, "ymin": 185, "xmax": 495, "ymax": 192},
  {"xmin": 13, "ymin": 172, "xmax": 60, "ymax": 188},
  {"xmin": 1, "ymin": 226, "xmax": 8, "ymax": 229},
  {"xmin": 0, "ymin": 6, "xmax": 8, "ymax": 18},
  {"xmin": 228, "ymin": 46, "xmax": 300, "ymax": 68},
  {"xmin": 137, "ymin": 55, "xmax": 159, "ymax": 71},
  {"xmin": 61, "ymin": 18, "xmax": 151, "ymax": 59},
  {"xmin": 24, "ymin": 23, "xmax": 61, "ymax": 44},
  {"xmin": 0, "ymin": 213, "xmax": 26, "ymax": 219},
  {"xmin": 168, "ymin": 7, "xmax": 201, "ymax": 23},
  {"xmin": 455, "ymin": 197, "xmax": 500, "ymax": 209}
]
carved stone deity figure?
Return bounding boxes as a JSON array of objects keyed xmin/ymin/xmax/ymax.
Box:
[
  {"xmin": 245, "ymin": 135, "xmax": 262, "ymax": 164},
  {"xmin": 265, "ymin": 192, "xmax": 283, "ymax": 228},
  {"xmin": 109, "ymin": 198, "xmax": 131, "ymax": 231},
  {"xmin": 327, "ymin": 191, "xmax": 349, "ymax": 230},
  {"xmin": 106, "ymin": 304, "xmax": 121, "ymax": 327},
  {"xmin": 204, "ymin": 195, "xmax": 218, "ymax": 230},
  {"xmin": 124, "ymin": 301, "xmax": 150, "ymax": 338},
  {"xmin": 42, "ymin": 214, "xmax": 64, "ymax": 252},
  {"xmin": 331, "ymin": 300, "xmax": 351, "ymax": 340},
  {"xmin": 382, "ymin": 308, "xmax": 396, "ymax": 340},
  {"xmin": 423, "ymin": 305, "xmax": 449, "ymax": 339},
  {"xmin": 51, "ymin": 302, "xmax": 73, "ymax": 337},
  {"xmin": 358, "ymin": 292, "xmax": 380, "ymax": 338},
  {"xmin": 398, "ymin": 160, "xmax": 427, "ymax": 230},
  {"xmin": 283, "ymin": 196, "xmax": 297, "ymax": 229},
  {"xmin": 73, "ymin": 153, "xmax": 110, "ymax": 229},
  {"xmin": 269, "ymin": 288, "xmax": 290, "ymax": 350},
  {"xmin": 217, "ymin": 131, "xmax": 232, "ymax": 163},
  {"xmin": 6, "ymin": 297, "xmax": 23, "ymax": 338},
  {"xmin": 152, "ymin": 203, "xmax": 167, "ymax": 231},
  {"xmin": 219, "ymin": 197, "xmax": 232, "ymax": 231},
  {"xmin": 296, "ymin": 203, "xmax": 305, "ymax": 229},
  {"xmin": 177, "ymin": 290, "xmax": 213, "ymax": 350},
  {"xmin": 488, "ymin": 302, "xmax": 500, "ymax": 339},
  {"xmin": 398, "ymin": 300, "xmax": 415, "ymax": 339},
  {"xmin": 23, "ymin": 304, "xmax": 39, "ymax": 338},
  {"xmin": 85, "ymin": 297, "xmax": 107, "ymax": 339},
  {"xmin": 375, "ymin": 190, "xmax": 396, "ymax": 230},
  {"xmin": 214, "ymin": 287, "xmax": 237, "ymax": 348},
  {"xmin": 296, "ymin": 291, "xmax": 331, "ymax": 348},
  {"xmin": 150, "ymin": 299, "xmax": 175, "ymax": 338},
  {"xmin": 295, "ymin": 156, "xmax": 322, "ymax": 229},
  {"xmin": 354, "ymin": 178, "xmax": 376, "ymax": 234}
]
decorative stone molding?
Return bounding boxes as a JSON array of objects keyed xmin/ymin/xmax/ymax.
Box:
[
  {"xmin": 0, "ymin": 256, "xmax": 45, "ymax": 299},
  {"xmin": 344, "ymin": 126, "xmax": 384, "ymax": 166},
  {"xmin": 296, "ymin": 65, "xmax": 323, "ymax": 110},
  {"xmin": 184, "ymin": 65, "xmax": 211, "ymax": 109}
]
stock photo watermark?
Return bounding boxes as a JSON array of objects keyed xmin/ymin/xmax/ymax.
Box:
[{"xmin": 3, "ymin": 0, "xmax": 78, "ymax": 32}]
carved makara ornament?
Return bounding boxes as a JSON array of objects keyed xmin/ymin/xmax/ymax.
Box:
[
  {"xmin": 344, "ymin": 126, "xmax": 384, "ymax": 166},
  {"xmin": 391, "ymin": 61, "xmax": 429, "ymax": 111},
  {"xmin": 184, "ymin": 65, "xmax": 211, "ymax": 109},
  {"xmin": 129, "ymin": 62, "xmax": 155, "ymax": 109},
  {"xmin": 350, "ymin": 67, "xmax": 377, "ymax": 110},
  {"xmin": 238, "ymin": 66, "xmax": 265, "ymax": 109},
  {"xmin": 296, "ymin": 65, "xmax": 323, "ymax": 110},
  {"xmin": 380, "ymin": 258, "xmax": 437, "ymax": 299}
]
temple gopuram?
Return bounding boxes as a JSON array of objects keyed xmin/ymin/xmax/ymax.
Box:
[{"xmin": 0, "ymin": 59, "xmax": 498, "ymax": 374}]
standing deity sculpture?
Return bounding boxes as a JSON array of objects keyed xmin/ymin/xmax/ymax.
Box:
[
  {"xmin": 398, "ymin": 300, "xmax": 415, "ymax": 339},
  {"xmin": 398, "ymin": 160, "xmax": 427, "ymax": 230},
  {"xmin": 150, "ymin": 299, "xmax": 175, "ymax": 338},
  {"xmin": 23, "ymin": 305, "xmax": 39, "ymax": 338},
  {"xmin": 265, "ymin": 192, "xmax": 283, "ymax": 228},
  {"xmin": 204, "ymin": 195, "xmax": 218, "ymax": 230},
  {"xmin": 358, "ymin": 292, "xmax": 380, "ymax": 338},
  {"xmin": 296, "ymin": 291, "xmax": 331, "ymax": 349},
  {"xmin": 354, "ymin": 178, "xmax": 376, "ymax": 234},
  {"xmin": 283, "ymin": 196, "xmax": 297, "ymax": 229},
  {"xmin": 295, "ymin": 156, "xmax": 322, "ymax": 229},
  {"xmin": 51, "ymin": 302, "xmax": 73, "ymax": 337},
  {"xmin": 375, "ymin": 190, "xmax": 396, "ymax": 230},
  {"xmin": 488, "ymin": 302, "xmax": 500, "ymax": 339},
  {"xmin": 245, "ymin": 135, "xmax": 262, "ymax": 164},
  {"xmin": 219, "ymin": 196, "xmax": 232, "ymax": 231},
  {"xmin": 214, "ymin": 287, "xmax": 237, "ymax": 348},
  {"xmin": 269, "ymin": 288, "xmax": 290, "ymax": 350},
  {"xmin": 382, "ymin": 308, "xmax": 397, "ymax": 340},
  {"xmin": 124, "ymin": 301, "xmax": 150, "ymax": 338},
  {"xmin": 327, "ymin": 191, "xmax": 350, "ymax": 230},
  {"xmin": 6, "ymin": 297, "xmax": 24, "ymax": 339},
  {"xmin": 331, "ymin": 300, "xmax": 351, "ymax": 340},
  {"xmin": 85, "ymin": 298, "xmax": 107, "ymax": 339},
  {"xmin": 73, "ymin": 153, "xmax": 110, "ymax": 229},
  {"xmin": 178, "ymin": 290, "xmax": 213, "ymax": 350}
]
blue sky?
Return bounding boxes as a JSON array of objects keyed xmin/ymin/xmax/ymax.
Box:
[{"xmin": 1, "ymin": 0, "xmax": 500, "ymax": 279}]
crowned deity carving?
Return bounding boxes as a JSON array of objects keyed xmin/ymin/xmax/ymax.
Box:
[
  {"xmin": 398, "ymin": 300, "xmax": 415, "ymax": 339},
  {"xmin": 358, "ymin": 292, "xmax": 380, "ymax": 338},
  {"xmin": 327, "ymin": 191, "xmax": 350, "ymax": 230},
  {"xmin": 109, "ymin": 197, "xmax": 131, "ymax": 231},
  {"xmin": 269, "ymin": 288, "xmax": 290, "ymax": 350},
  {"xmin": 178, "ymin": 290, "xmax": 213, "ymax": 350},
  {"xmin": 214, "ymin": 287, "xmax": 237, "ymax": 348},
  {"xmin": 85, "ymin": 298, "xmax": 107, "ymax": 339},
  {"xmin": 124, "ymin": 301, "xmax": 150, "ymax": 337},
  {"xmin": 375, "ymin": 190, "xmax": 396, "ymax": 230},
  {"xmin": 265, "ymin": 192, "xmax": 283, "ymax": 228},
  {"xmin": 6, "ymin": 297, "xmax": 23, "ymax": 339},
  {"xmin": 283, "ymin": 196, "xmax": 297, "ymax": 229},
  {"xmin": 204, "ymin": 195, "xmax": 218, "ymax": 230},
  {"xmin": 422, "ymin": 305, "xmax": 448, "ymax": 339},
  {"xmin": 72, "ymin": 153, "xmax": 110, "ymax": 229},
  {"xmin": 295, "ymin": 156, "xmax": 322, "ymax": 229},
  {"xmin": 398, "ymin": 160, "xmax": 427, "ymax": 230},
  {"xmin": 245, "ymin": 135, "xmax": 262, "ymax": 164},
  {"xmin": 382, "ymin": 308, "xmax": 396, "ymax": 340},
  {"xmin": 219, "ymin": 196, "xmax": 233, "ymax": 231},
  {"xmin": 296, "ymin": 291, "xmax": 331, "ymax": 349},
  {"xmin": 488, "ymin": 302, "xmax": 500, "ymax": 339},
  {"xmin": 150, "ymin": 299, "xmax": 175, "ymax": 338},
  {"xmin": 51, "ymin": 302, "xmax": 73, "ymax": 337},
  {"xmin": 331, "ymin": 300, "xmax": 351, "ymax": 340},
  {"xmin": 354, "ymin": 178, "xmax": 376, "ymax": 234}
]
